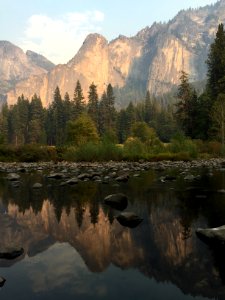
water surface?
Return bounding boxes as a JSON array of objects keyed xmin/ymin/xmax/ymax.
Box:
[{"xmin": 0, "ymin": 167, "xmax": 224, "ymax": 299}]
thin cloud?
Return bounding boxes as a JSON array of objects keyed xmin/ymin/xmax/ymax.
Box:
[{"xmin": 20, "ymin": 11, "xmax": 105, "ymax": 64}]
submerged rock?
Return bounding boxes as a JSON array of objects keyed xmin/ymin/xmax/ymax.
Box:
[
  {"xmin": 0, "ymin": 248, "xmax": 24, "ymax": 260},
  {"xmin": 104, "ymin": 193, "xmax": 128, "ymax": 211},
  {"xmin": 0, "ymin": 276, "xmax": 6, "ymax": 287},
  {"xmin": 116, "ymin": 212, "xmax": 143, "ymax": 228},
  {"xmin": 196, "ymin": 225, "xmax": 225, "ymax": 245}
]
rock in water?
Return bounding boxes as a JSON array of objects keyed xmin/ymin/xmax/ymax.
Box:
[
  {"xmin": 32, "ymin": 183, "xmax": 43, "ymax": 189},
  {"xmin": 116, "ymin": 212, "xmax": 143, "ymax": 228},
  {"xmin": 0, "ymin": 248, "xmax": 24, "ymax": 260},
  {"xmin": 196, "ymin": 225, "xmax": 225, "ymax": 245},
  {"xmin": 104, "ymin": 193, "xmax": 128, "ymax": 211},
  {"xmin": 0, "ymin": 276, "xmax": 6, "ymax": 287}
]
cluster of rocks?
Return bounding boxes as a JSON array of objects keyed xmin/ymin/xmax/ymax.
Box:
[
  {"xmin": 2, "ymin": 158, "xmax": 225, "ymax": 188},
  {"xmin": 104, "ymin": 193, "xmax": 143, "ymax": 228}
]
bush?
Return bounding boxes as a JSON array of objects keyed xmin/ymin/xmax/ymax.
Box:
[
  {"xmin": 63, "ymin": 142, "xmax": 123, "ymax": 162},
  {"xmin": 168, "ymin": 134, "xmax": 198, "ymax": 158},
  {"xmin": 0, "ymin": 145, "xmax": 17, "ymax": 161},
  {"xmin": 16, "ymin": 145, "xmax": 57, "ymax": 162},
  {"xmin": 123, "ymin": 137, "xmax": 147, "ymax": 160}
]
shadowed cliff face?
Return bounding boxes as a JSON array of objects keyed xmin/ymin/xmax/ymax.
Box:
[
  {"xmin": 0, "ymin": 41, "xmax": 54, "ymax": 95},
  {"xmin": 5, "ymin": 0, "xmax": 225, "ymax": 106}
]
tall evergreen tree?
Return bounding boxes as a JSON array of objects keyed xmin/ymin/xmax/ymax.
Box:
[
  {"xmin": 175, "ymin": 71, "xmax": 198, "ymax": 138},
  {"xmin": 207, "ymin": 23, "xmax": 225, "ymax": 100},
  {"xmin": 0, "ymin": 104, "xmax": 9, "ymax": 144},
  {"xmin": 10, "ymin": 95, "xmax": 30, "ymax": 145},
  {"xmin": 99, "ymin": 84, "xmax": 116, "ymax": 135},
  {"xmin": 87, "ymin": 82, "xmax": 99, "ymax": 126},
  {"xmin": 50, "ymin": 86, "xmax": 65, "ymax": 145},
  {"xmin": 73, "ymin": 80, "xmax": 85, "ymax": 118},
  {"xmin": 28, "ymin": 94, "xmax": 45, "ymax": 144},
  {"xmin": 144, "ymin": 90, "xmax": 152, "ymax": 124}
]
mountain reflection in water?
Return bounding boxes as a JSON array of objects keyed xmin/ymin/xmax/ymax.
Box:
[{"xmin": 0, "ymin": 169, "xmax": 224, "ymax": 299}]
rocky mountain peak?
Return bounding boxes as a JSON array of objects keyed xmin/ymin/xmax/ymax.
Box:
[
  {"xmin": 82, "ymin": 33, "xmax": 108, "ymax": 48},
  {"xmin": 26, "ymin": 50, "xmax": 55, "ymax": 72}
]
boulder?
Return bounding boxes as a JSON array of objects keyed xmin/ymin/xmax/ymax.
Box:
[
  {"xmin": 32, "ymin": 183, "xmax": 42, "ymax": 189},
  {"xmin": 115, "ymin": 174, "xmax": 129, "ymax": 182},
  {"xmin": 64, "ymin": 177, "xmax": 79, "ymax": 185},
  {"xmin": 104, "ymin": 193, "xmax": 128, "ymax": 211},
  {"xmin": 116, "ymin": 212, "xmax": 143, "ymax": 228},
  {"xmin": 47, "ymin": 173, "xmax": 64, "ymax": 179},
  {"xmin": 196, "ymin": 225, "xmax": 225, "ymax": 245},
  {"xmin": 0, "ymin": 248, "xmax": 24, "ymax": 260},
  {"xmin": 77, "ymin": 173, "xmax": 91, "ymax": 180}
]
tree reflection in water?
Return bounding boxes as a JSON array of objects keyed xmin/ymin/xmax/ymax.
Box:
[{"xmin": 0, "ymin": 169, "xmax": 224, "ymax": 299}]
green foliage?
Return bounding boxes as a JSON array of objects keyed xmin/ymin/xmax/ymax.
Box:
[
  {"xmin": 73, "ymin": 80, "xmax": 85, "ymax": 118},
  {"xmin": 207, "ymin": 23, "xmax": 225, "ymax": 99},
  {"xmin": 87, "ymin": 82, "xmax": 99, "ymax": 126},
  {"xmin": 98, "ymin": 84, "xmax": 116, "ymax": 135},
  {"xmin": 123, "ymin": 137, "xmax": 147, "ymax": 160},
  {"xmin": 168, "ymin": 133, "xmax": 198, "ymax": 158},
  {"xmin": 0, "ymin": 145, "xmax": 57, "ymax": 162},
  {"xmin": 63, "ymin": 142, "xmax": 123, "ymax": 162},
  {"xmin": 175, "ymin": 71, "xmax": 199, "ymax": 138},
  {"xmin": 131, "ymin": 121, "xmax": 162, "ymax": 148},
  {"xmin": 66, "ymin": 114, "xmax": 99, "ymax": 146}
]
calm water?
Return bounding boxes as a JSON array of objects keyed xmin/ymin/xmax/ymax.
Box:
[{"xmin": 0, "ymin": 166, "xmax": 225, "ymax": 299}]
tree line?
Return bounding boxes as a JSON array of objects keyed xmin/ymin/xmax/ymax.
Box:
[
  {"xmin": 0, "ymin": 81, "xmax": 176, "ymax": 146},
  {"xmin": 1, "ymin": 23, "xmax": 225, "ymax": 149}
]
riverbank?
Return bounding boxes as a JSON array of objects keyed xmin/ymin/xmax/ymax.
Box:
[{"xmin": 2, "ymin": 158, "xmax": 225, "ymax": 185}]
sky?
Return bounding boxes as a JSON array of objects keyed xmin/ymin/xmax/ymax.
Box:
[{"xmin": 0, "ymin": 0, "xmax": 219, "ymax": 64}]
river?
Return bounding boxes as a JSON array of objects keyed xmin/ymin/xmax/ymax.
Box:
[{"xmin": 0, "ymin": 164, "xmax": 224, "ymax": 299}]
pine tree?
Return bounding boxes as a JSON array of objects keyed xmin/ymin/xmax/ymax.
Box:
[
  {"xmin": 28, "ymin": 94, "xmax": 45, "ymax": 144},
  {"xmin": 87, "ymin": 82, "xmax": 99, "ymax": 125},
  {"xmin": 0, "ymin": 104, "xmax": 9, "ymax": 144},
  {"xmin": 144, "ymin": 90, "xmax": 152, "ymax": 124},
  {"xmin": 51, "ymin": 86, "xmax": 64, "ymax": 145},
  {"xmin": 99, "ymin": 84, "xmax": 116, "ymax": 135},
  {"xmin": 73, "ymin": 80, "xmax": 85, "ymax": 118},
  {"xmin": 207, "ymin": 23, "xmax": 225, "ymax": 100},
  {"xmin": 175, "ymin": 71, "xmax": 198, "ymax": 137},
  {"xmin": 212, "ymin": 93, "xmax": 225, "ymax": 146}
]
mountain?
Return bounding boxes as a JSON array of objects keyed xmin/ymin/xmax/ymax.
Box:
[
  {"xmin": 5, "ymin": 0, "xmax": 225, "ymax": 106},
  {"xmin": 26, "ymin": 50, "xmax": 55, "ymax": 72},
  {"xmin": 0, "ymin": 41, "xmax": 55, "ymax": 97}
]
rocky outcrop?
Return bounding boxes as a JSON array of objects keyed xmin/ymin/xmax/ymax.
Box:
[
  {"xmin": 5, "ymin": 0, "xmax": 225, "ymax": 106},
  {"xmin": 26, "ymin": 50, "xmax": 55, "ymax": 72},
  {"xmin": 0, "ymin": 41, "xmax": 54, "ymax": 96}
]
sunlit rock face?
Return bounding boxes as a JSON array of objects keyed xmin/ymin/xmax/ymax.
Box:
[
  {"xmin": 0, "ymin": 41, "xmax": 54, "ymax": 95},
  {"xmin": 5, "ymin": 0, "xmax": 225, "ymax": 106}
]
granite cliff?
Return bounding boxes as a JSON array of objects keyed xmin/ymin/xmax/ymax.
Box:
[{"xmin": 4, "ymin": 0, "xmax": 225, "ymax": 106}]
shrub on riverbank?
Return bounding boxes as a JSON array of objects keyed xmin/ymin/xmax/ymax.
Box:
[{"xmin": 0, "ymin": 138, "xmax": 224, "ymax": 162}]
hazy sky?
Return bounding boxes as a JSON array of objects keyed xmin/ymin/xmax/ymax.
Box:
[{"xmin": 0, "ymin": 0, "xmax": 218, "ymax": 64}]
